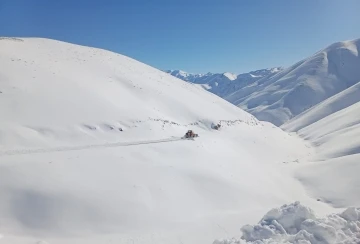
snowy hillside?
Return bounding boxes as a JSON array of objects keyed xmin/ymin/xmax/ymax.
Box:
[
  {"xmin": 283, "ymin": 85, "xmax": 360, "ymax": 162},
  {"xmin": 226, "ymin": 38, "xmax": 360, "ymax": 126},
  {"xmin": 297, "ymin": 112, "xmax": 360, "ymax": 207},
  {"xmin": 165, "ymin": 39, "xmax": 360, "ymax": 244},
  {"xmin": 0, "ymin": 37, "xmax": 330, "ymax": 244},
  {"xmin": 282, "ymin": 81, "xmax": 360, "ymax": 132},
  {"xmin": 281, "ymin": 85, "xmax": 360, "ymax": 208},
  {"xmin": 165, "ymin": 68, "xmax": 281, "ymax": 98}
]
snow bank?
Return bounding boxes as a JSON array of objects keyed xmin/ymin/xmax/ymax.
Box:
[{"xmin": 214, "ymin": 202, "xmax": 360, "ymax": 244}]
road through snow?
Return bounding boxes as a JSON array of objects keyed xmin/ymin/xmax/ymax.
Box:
[{"xmin": 0, "ymin": 136, "xmax": 185, "ymax": 156}]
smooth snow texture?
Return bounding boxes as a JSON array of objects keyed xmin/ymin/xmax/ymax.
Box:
[
  {"xmin": 0, "ymin": 37, "xmax": 325, "ymax": 244},
  {"xmin": 281, "ymin": 84, "xmax": 360, "ymax": 207},
  {"xmin": 225, "ymin": 38, "xmax": 360, "ymax": 126},
  {"xmin": 275, "ymin": 51, "xmax": 360, "ymax": 209},
  {"xmin": 214, "ymin": 202, "xmax": 360, "ymax": 244},
  {"xmin": 296, "ymin": 154, "xmax": 360, "ymax": 208},
  {"xmin": 282, "ymin": 81, "xmax": 360, "ymax": 132},
  {"xmin": 289, "ymin": 102, "xmax": 360, "ymax": 208},
  {"xmin": 0, "ymin": 37, "xmax": 255, "ymax": 149},
  {"xmin": 297, "ymin": 101, "xmax": 360, "ymax": 160}
]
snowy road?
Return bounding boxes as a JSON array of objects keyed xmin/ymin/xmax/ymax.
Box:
[{"xmin": 0, "ymin": 136, "xmax": 185, "ymax": 156}]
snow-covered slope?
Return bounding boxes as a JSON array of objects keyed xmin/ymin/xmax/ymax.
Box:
[
  {"xmin": 226, "ymin": 38, "xmax": 360, "ymax": 126},
  {"xmin": 279, "ymin": 81, "xmax": 360, "ymax": 208},
  {"xmin": 282, "ymin": 81, "xmax": 360, "ymax": 132},
  {"xmin": 0, "ymin": 37, "xmax": 258, "ymax": 149},
  {"xmin": 165, "ymin": 68, "xmax": 281, "ymax": 98},
  {"xmin": 285, "ymin": 100, "xmax": 360, "ymax": 208},
  {"xmin": 0, "ymin": 38, "xmax": 328, "ymax": 244}
]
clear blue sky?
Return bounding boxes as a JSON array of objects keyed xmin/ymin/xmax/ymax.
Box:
[{"xmin": 1, "ymin": 0, "xmax": 359, "ymax": 74}]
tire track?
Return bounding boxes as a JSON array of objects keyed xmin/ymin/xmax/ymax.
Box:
[{"xmin": 0, "ymin": 137, "xmax": 184, "ymax": 156}]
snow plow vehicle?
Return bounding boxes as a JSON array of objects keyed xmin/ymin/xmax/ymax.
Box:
[{"xmin": 183, "ymin": 130, "xmax": 198, "ymax": 139}]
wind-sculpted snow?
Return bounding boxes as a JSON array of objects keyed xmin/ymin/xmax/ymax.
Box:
[{"xmin": 214, "ymin": 202, "xmax": 360, "ymax": 244}]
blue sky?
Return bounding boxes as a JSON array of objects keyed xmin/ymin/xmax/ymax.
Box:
[{"xmin": 1, "ymin": 0, "xmax": 360, "ymax": 74}]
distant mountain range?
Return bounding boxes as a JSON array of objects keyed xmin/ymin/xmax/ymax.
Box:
[
  {"xmin": 167, "ymin": 39, "xmax": 360, "ymax": 129},
  {"xmin": 165, "ymin": 68, "xmax": 282, "ymax": 98},
  {"xmin": 167, "ymin": 39, "xmax": 360, "ymax": 212}
]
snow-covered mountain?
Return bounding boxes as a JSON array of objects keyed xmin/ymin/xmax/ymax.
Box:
[
  {"xmin": 219, "ymin": 38, "xmax": 360, "ymax": 214},
  {"xmin": 0, "ymin": 37, "xmax": 330, "ymax": 244},
  {"xmin": 283, "ymin": 82, "xmax": 360, "ymax": 161},
  {"xmin": 226, "ymin": 38, "xmax": 360, "ymax": 126},
  {"xmin": 166, "ymin": 39, "xmax": 360, "ymax": 243},
  {"xmin": 165, "ymin": 68, "xmax": 281, "ymax": 97},
  {"xmin": 1, "ymin": 37, "xmax": 359, "ymax": 244},
  {"xmin": 282, "ymin": 82, "xmax": 360, "ymax": 132}
]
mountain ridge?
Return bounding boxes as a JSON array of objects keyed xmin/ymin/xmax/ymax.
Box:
[
  {"xmin": 165, "ymin": 67, "xmax": 282, "ymax": 98},
  {"xmin": 226, "ymin": 38, "xmax": 360, "ymax": 126}
]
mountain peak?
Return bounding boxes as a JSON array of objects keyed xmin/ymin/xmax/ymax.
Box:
[{"xmin": 166, "ymin": 67, "xmax": 282, "ymax": 97}]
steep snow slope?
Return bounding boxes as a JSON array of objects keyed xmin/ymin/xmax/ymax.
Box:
[
  {"xmin": 226, "ymin": 38, "xmax": 360, "ymax": 126},
  {"xmin": 292, "ymin": 102, "xmax": 360, "ymax": 208},
  {"xmin": 280, "ymin": 83, "xmax": 360, "ymax": 208},
  {"xmin": 166, "ymin": 68, "xmax": 281, "ymax": 98},
  {"xmin": 0, "ymin": 37, "xmax": 328, "ymax": 244},
  {"xmin": 0, "ymin": 37, "xmax": 255, "ymax": 149},
  {"xmin": 282, "ymin": 81, "xmax": 360, "ymax": 132}
]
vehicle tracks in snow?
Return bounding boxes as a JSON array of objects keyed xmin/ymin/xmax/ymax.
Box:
[{"xmin": 0, "ymin": 137, "xmax": 186, "ymax": 156}]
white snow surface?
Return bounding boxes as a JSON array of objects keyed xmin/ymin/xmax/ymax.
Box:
[
  {"xmin": 165, "ymin": 68, "xmax": 281, "ymax": 98},
  {"xmin": 226, "ymin": 38, "xmax": 360, "ymax": 126},
  {"xmin": 292, "ymin": 100, "xmax": 360, "ymax": 160},
  {"xmin": 282, "ymin": 82, "xmax": 360, "ymax": 132},
  {"xmin": 166, "ymin": 39, "xmax": 360, "ymax": 244},
  {"xmin": 287, "ymin": 101, "xmax": 360, "ymax": 208},
  {"xmin": 214, "ymin": 202, "xmax": 360, "ymax": 244},
  {"xmin": 0, "ymin": 37, "xmax": 330, "ymax": 244},
  {"xmin": 281, "ymin": 82, "xmax": 360, "ymax": 208}
]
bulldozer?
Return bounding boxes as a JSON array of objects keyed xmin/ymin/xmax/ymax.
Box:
[{"xmin": 183, "ymin": 130, "xmax": 198, "ymax": 139}]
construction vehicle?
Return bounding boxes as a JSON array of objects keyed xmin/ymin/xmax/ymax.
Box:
[
  {"xmin": 183, "ymin": 130, "xmax": 198, "ymax": 139},
  {"xmin": 213, "ymin": 123, "xmax": 221, "ymax": 130}
]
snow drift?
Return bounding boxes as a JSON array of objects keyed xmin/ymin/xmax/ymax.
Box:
[{"xmin": 214, "ymin": 202, "xmax": 360, "ymax": 244}]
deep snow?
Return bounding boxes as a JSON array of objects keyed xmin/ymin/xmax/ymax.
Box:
[
  {"xmin": 282, "ymin": 82, "xmax": 360, "ymax": 132},
  {"xmin": 283, "ymin": 100, "xmax": 360, "ymax": 209},
  {"xmin": 225, "ymin": 38, "xmax": 360, "ymax": 126},
  {"xmin": 279, "ymin": 79, "xmax": 360, "ymax": 209},
  {"xmin": 214, "ymin": 202, "xmax": 360, "ymax": 244},
  {"xmin": 167, "ymin": 39, "xmax": 360, "ymax": 244},
  {"xmin": 0, "ymin": 37, "xmax": 331, "ymax": 244}
]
